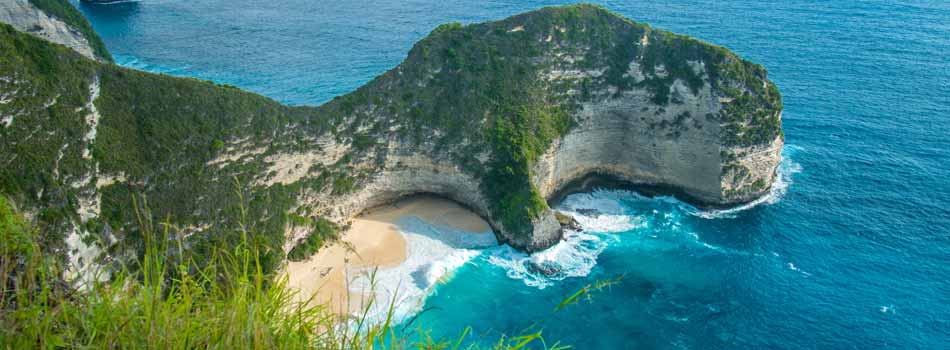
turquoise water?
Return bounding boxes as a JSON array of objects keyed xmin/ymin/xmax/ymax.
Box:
[{"xmin": 76, "ymin": 0, "xmax": 950, "ymax": 348}]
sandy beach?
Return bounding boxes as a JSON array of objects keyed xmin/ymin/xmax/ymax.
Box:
[{"xmin": 284, "ymin": 195, "xmax": 492, "ymax": 315}]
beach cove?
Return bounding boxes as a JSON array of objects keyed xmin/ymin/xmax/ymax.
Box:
[{"xmin": 284, "ymin": 195, "xmax": 496, "ymax": 318}]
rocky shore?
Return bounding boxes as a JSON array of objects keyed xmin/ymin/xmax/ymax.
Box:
[{"xmin": 0, "ymin": 3, "xmax": 782, "ymax": 282}]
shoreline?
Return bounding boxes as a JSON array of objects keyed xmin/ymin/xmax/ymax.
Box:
[{"xmin": 284, "ymin": 195, "xmax": 493, "ymax": 315}]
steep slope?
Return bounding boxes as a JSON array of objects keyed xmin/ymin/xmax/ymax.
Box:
[
  {"xmin": 0, "ymin": 0, "xmax": 111, "ymax": 61},
  {"xmin": 0, "ymin": 4, "xmax": 782, "ymax": 278}
]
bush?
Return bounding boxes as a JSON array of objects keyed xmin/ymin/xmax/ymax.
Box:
[
  {"xmin": 0, "ymin": 196, "xmax": 574, "ymax": 349},
  {"xmin": 0, "ymin": 195, "xmax": 31, "ymax": 259},
  {"xmin": 287, "ymin": 217, "xmax": 337, "ymax": 262}
]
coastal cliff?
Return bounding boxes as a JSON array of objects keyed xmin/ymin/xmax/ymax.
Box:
[
  {"xmin": 0, "ymin": 3, "xmax": 782, "ymax": 277},
  {"xmin": 0, "ymin": 0, "xmax": 110, "ymax": 61}
]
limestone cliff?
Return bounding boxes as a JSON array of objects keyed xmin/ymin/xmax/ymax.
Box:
[
  {"xmin": 0, "ymin": 0, "xmax": 110, "ymax": 61},
  {"xmin": 0, "ymin": 3, "xmax": 782, "ymax": 278}
]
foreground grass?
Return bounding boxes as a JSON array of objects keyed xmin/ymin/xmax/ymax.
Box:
[{"xmin": 0, "ymin": 195, "xmax": 574, "ymax": 349}]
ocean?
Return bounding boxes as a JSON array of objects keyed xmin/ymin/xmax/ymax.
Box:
[{"xmin": 76, "ymin": 0, "xmax": 950, "ymax": 348}]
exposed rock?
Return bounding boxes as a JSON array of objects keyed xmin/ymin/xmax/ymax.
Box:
[
  {"xmin": 1, "ymin": 4, "xmax": 783, "ymax": 281},
  {"xmin": 525, "ymin": 260, "xmax": 561, "ymax": 276},
  {"xmin": 0, "ymin": 0, "xmax": 102, "ymax": 61},
  {"xmin": 554, "ymin": 210, "xmax": 582, "ymax": 231}
]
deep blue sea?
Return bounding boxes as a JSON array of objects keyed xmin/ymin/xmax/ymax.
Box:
[{"xmin": 76, "ymin": 1, "xmax": 950, "ymax": 348}]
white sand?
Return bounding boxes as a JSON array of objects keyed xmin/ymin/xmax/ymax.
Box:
[{"xmin": 284, "ymin": 195, "xmax": 492, "ymax": 315}]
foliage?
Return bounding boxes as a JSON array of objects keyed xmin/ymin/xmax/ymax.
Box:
[
  {"xmin": 0, "ymin": 196, "xmax": 31, "ymax": 259},
  {"xmin": 287, "ymin": 217, "xmax": 338, "ymax": 262},
  {"xmin": 0, "ymin": 23, "xmax": 98, "ymax": 247},
  {"xmin": 26, "ymin": 0, "xmax": 112, "ymax": 61},
  {"xmin": 0, "ymin": 194, "xmax": 572, "ymax": 350},
  {"xmin": 1, "ymin": 3, "xmax": 782, "ymax": 268},
  {"xmin": 0, "ymin": 4, "xmax": 782, "ymax": 345}
]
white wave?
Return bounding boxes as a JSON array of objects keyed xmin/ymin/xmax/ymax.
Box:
[
  {"xmin": 571, "ymin": 212, "xmax": 644, "ymax": 233},
  {"xmin": 561, "ymin": 190, "xmax": 729, "ymax": 252},
  {"xmin": 348, "ymin": 216, "xmax": 497, "ymax": 323},
  {"xmin": 115, "ymin": 54, "xmax": 192, "ymax": 76},
  {"xmin": 686, "ymin": 231, "xmax": 725, "ymax": 252},
  {"xmin": 486, "ymin": 230, "xmax": 608, "ymax": 289},
  {"xmin": 787, "ymin": 262, "xmax": 812, "ymax": 277},
  {"xmin": 689, "ymin": 147, "xmax": 803, "ymax": 219},
  {"xmin": 487, "ymin": 189, "xmax": 652, "ymax": 289},
  {"xmin": 557, "ymin": 189, "xmax": 649, "ymax": 233},
  {"xmin": 558, "ymin": 189, "xmax": 636, "ymax": 215}
]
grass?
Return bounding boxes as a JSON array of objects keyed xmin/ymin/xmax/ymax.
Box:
[
  {"xmin": 1, "ymin": 3, "xmax": 782, "ymax": 347},
  {"xmin": 1, "ymin": 192, "xmax": 589, "ymax": 349},
  {"xmin": 2, "ymin": 1, "xmax": 782, "ymax": 282}
]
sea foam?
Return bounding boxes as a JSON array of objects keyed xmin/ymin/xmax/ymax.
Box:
[
  {"xmin": 486, "ymin": 230, "xmax": 609, "ymax": 289},
  {"xmin": 687, "ymin": 146, "xmax": 803, "ymax": 219},
  {"xmin": 355, "ymin": 149, "xmax": 802, "ymax": 319},
  {"xmin": 348, "ymin": 216, "xmax": 496, "ymax": 323},
  {"xmin": 485, "ymin": 189, "xmax": 645, "ymax": 289}
]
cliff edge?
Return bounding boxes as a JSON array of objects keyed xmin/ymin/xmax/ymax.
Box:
[
  {"xmin": 0, "ymin": 3, "xmax": 782, "ymax": 278},
  {"xmin": 0, "ymin": 0, "xmax": 111, "ymax": 61}
]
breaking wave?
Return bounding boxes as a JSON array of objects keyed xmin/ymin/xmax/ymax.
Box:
[
  {"xmin": 348, "ymin": 216, "xmax": 496, "ymax": 323},
  {"xmin": 686, "ymin": 146, "xmax": 803, "ymax": 219},
  {"xmin": 486, "ymin": 230, "xmax": 610, "ymax": 289},
  {"xmin": 357, "ymin": 147, "xmax": 801, "ymax": 319}
]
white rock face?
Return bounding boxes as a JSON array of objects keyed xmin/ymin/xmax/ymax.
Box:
[
  {"xmin": 306, "ymin": 144, "xmax": 490, "ymax": 224},
  {"xmin": 1, "ymin": 4, "xmax": 782, "ymax": 259},
  {"xmin": 289, "ymin": 57, "xmax": 782, "ymax": 252},
  {"xmin": 531, "ymin": 51, "xmax": 783, "ymax": 209},
  {"xmin": 296, "ymin": 140, "xmax": 562, "ymax": 251},
  {"xmin": 81, "ymin": 77, "xmax": 100, "ymax": 159},
  {"xmin": 534, "ymin": 82, "xmax": 724, "ymax": 204},
  {"xmin": 722, "ymin": 134, "xmax": 785, "ymax": 203},
  {"xmin": 0, "ymin": 0, "xmax": 98, "ymax": 60},
  {"xmin": 66, "ymin": 77, "xmax": 114, "ymax": 285},
  {"xmin": 294, "ymin": 72, "xmax": 781, "ymax": 251}
]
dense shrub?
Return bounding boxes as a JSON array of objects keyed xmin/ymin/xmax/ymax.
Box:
[
  {"xmin": 287, "ymin": 217, "xmax": 338, "ymax": 262},
  {"xmin": 0, "ymin": 194, "xmax": 582, "ymax": 349}
]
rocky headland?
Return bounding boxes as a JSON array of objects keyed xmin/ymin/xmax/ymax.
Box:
[
  {"xmin": 0, "ymin": 0, "xmax": 110, "ymax": 61},
  {"xmin": 0, "ymin": 2, "xmax": 782, "ymax": 281}
]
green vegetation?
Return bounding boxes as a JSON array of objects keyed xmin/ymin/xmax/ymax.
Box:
[
  {"xmin": 325, "ymin": 4, "xmax": 781, "ymax": 237},
  {"xmin": 1, "ymin": 2, "xmax": 781, "ymax": 275},
  {"xmin": 719, "ymin": 82, "xmax": 783, "ymax": 146},
  {"xmin": 0, "ymin": 194, "xmax": 582, "ymax": 349},
  {"xmin": 707, "ymin": 44, "xmax": 783, "ymax": 147},
  {"xmin": 0, "ymin": 195, "xmax": 31, "ymax": 259},
  {"xmin": 0, "ymin": 3, "xmax": 784, "ymax": 347},
  {"xmin": 26, "ymin": 0, "xmax": 112, "ymax": 61},
  {"xmin": 287, "ymin": 216, "xmax": 337, "ymax": 262},
  {"xmin": 0, "ymin": 23, "xmax": 98, "ymax": 247},
  {"xmin": 0, "ymin": 19, "xmax": 326, "ymax": 274}
]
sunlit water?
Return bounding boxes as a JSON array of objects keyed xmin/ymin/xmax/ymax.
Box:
[{"xmin": 76, "ymin": 0, "xmax": 950, "ymax": 348}]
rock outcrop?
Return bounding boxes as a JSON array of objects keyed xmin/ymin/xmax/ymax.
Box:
[
  {"xmin": 0, "ymin": 0, "xmax": 110, "ymax": 61},
  {"xmin": 0, "ymin": 3, "xmax": 782, "ymax": 279},
  {"xmin": 288, "ymin": 5, "xmax": 784, "ymax": 251}
]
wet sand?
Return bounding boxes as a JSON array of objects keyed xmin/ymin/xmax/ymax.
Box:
[{"xmin": 284, "ymin": 195, "xmax": 491, "ymax": 315}]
